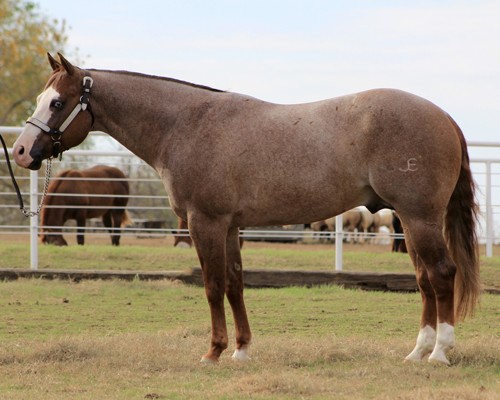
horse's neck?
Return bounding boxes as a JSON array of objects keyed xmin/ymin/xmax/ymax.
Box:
[
  {"xmin": 40, "ymin": 203, "xmax": 66, "ymax": 230},
  {"xmin": 89, "ymin": 70, "xmax": 218, "ymax": 168}
]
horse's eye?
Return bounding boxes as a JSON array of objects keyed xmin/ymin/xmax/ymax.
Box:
[{"xmin": 51, "ymin": 100, "xmax": 64, "ymax": 110}]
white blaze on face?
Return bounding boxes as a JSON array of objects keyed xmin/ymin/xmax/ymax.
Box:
[
  {"xmin": 12, "ymin": 86, "xmax": 60, "ymax": 167},
  {"xmin": 28, "ymin": 86, "xmax": 60, "ymax": 133}
]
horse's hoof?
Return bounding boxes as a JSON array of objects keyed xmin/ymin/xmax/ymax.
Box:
[
  {"xmin": 232, "ymin": 348, "xmax": 251, "ymax": 362},
  {"xmin": 200, "ymin": 355, "xmax": 218, "ymax": 365},
  {"xmin": 404, "ymin": 347, "xmax": 432, "ymax": 362},
  {"xmin": 404, "ymin": 355, "xmax": 422, "ymax": 363},
  {"xmin": 428, "ymin": 353, "xmax": 451, "ymax": 366},
  {"xmin": 428, "ymin": 346, "xmax": 451, "ymax": 365}
]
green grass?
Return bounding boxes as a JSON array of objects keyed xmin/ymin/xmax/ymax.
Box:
[
  {"xmin": 0, "ymin": 239, "xmax": 498, "ymax": 288},
  {"xmin": 0, "ymin": 279, "xmax": 498, "ymax": 399}
]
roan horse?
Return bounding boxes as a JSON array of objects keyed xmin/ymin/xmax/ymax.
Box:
[
  {"xmin": 40, "ymin": 165, "xmax": 130, "ymax": 246},
  {"xmin": 13, "ymin": 53, "xmax": 480, "ymax": 365}
]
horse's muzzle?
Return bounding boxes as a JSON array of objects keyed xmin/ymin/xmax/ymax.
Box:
[
  {"xmin": 28, "ymin": 158, "xmax": 43, "ymax": 170},
  {"xmin": 14, "ymin": 146, "xmax": 43, "ymax": 170},
  {"xmin": 13, "ymin": 140, "xmax": 41, "ymax": 170},
  {"xmin": 13, "ymin": 126, "xmax": 52, "ymax": 170},
  {"xmin": 26, "ymin": 145, "xmax": 46, "ymax": 170}
]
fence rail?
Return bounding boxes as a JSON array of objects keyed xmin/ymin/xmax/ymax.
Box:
[{"xmin": 1, "ymin": 127, "xmax": 499, "ymax": 271}]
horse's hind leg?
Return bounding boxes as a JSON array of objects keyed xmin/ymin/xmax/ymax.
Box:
[
  {"xmin": 225, "ymin": 226, "xmax": 251, "ymax": 361},
  {"xmin": 103, "ymin": 211, "xmax": 120, "ymax": 246},
  {"xmin": 402, "ymin": 217, "xmax": 456, "ymax": 365},
  {"xmin": 403, "ymin": 226, "xmax": 437, "ymax": 361},
  {"xmin": 111, "ymin": 212, "xmax": 123, "ymax": 246}
]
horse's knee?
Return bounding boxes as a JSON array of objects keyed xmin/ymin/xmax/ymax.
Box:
[
  {"xmin": 415, "ymin": 266, "xmax": 434, "ymax": 296},
  {"xmin": 416, "ymin": 253, "xmax": 456, "ymax": 294},
  {"xmin": 411, "ymin": 233, "xmax": 455, "ymax": 291},
  {"xmin": 225, "ymin": 278, "xmax": 243, "ymax": 304},
  {"xmin": 405, "ymin": 221, "xmax": 449, "ymax": 265},
  {"xmin": 205, "ymin": 280, "xmax": 226, "ymax": 306}
]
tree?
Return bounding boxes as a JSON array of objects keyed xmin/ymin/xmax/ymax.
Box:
[
  {"xmin": 0, "ymin": 0, "xmax": 76, "ymax": 128},
  {"xmin": 0, "ymin": 0, "xmax": 77, "ymax": 225}
]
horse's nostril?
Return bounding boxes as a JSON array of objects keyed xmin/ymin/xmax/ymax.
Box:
[{"xmin": 18, "ymin": 145, "xmax": 25, "ymax": 155}]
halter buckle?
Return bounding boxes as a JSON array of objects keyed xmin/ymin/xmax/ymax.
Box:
[
  {"xmin": 52, "ymin": 141, "xmax": 62, "ymax": 159},
  {"xmin": 81, "ymin": 77, "xmax": 93, "ymax": 110},
  {"xmin": 83, "ymin": 76, "xmax": 94, "ymax": 88}
]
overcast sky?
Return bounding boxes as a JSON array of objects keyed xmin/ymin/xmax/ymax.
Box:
[{"xmin": 37, "ymin": 0, "xmax": 499, "ymax": 144}]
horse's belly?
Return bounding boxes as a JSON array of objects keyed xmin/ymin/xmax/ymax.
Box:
[
  {"xmin": 86, "ymin": 198, "xmax": 115, "ymax": 218},
  {"xmin": 236, "ymin": 179, "xmax": 368, "ymax": 227}
]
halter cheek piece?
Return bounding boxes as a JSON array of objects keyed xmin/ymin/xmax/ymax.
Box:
[{"xmin": 26, "ymin": 76, "xmax": 94, "ymax": 160}]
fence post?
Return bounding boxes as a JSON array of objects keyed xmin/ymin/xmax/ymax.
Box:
[
  {"xmin": 30, "ymin": 169, "xmax": 38, "ymax": 270},
  {"xmin": 335, "ymin": 214, "xmax": 343, "ymax": 271},
  {"xmin": 485, "ymin": 161, "xmax": 493, "ymax": 257}
]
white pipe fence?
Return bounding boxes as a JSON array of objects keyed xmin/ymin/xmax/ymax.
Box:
[{"xmin": 1, "ymin": 127, "xmax": 499, "ymax": 271}]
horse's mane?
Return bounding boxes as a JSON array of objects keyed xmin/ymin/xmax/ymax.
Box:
[{"xmin": 87, "ymin": 69, "xmax": 226, "ymax": 93}]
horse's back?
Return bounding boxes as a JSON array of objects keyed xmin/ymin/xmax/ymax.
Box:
[
  {"xmin": 47, "ymin": 166, "xmax": 129, "ymax": 211},
  {"xmin": 81, "ymin": 165, "xmax": 129, "ymax": 194},
  {"xmin": 169, "ymin": 88, "xmax": 465, "ymax": 226},
  {"xmin": 82, "ymin": 165, "xmax": 127, "ymax": 181},
  {"xmin": 295, "ymin": 91, "xmax": 461, "ymax": 216}
]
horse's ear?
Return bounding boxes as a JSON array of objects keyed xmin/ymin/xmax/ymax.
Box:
[
  {"xmin": 47, "ymin": 53, "xmax": 61, "ymax": 71},
  {"xmin": 57, "ymin": 52, "xmax": 75, "ymax": 76}
]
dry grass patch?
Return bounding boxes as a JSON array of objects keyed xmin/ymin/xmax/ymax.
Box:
[{"xmin": 0, "ymin": 331, "xmax": 498, "ymax": 399}]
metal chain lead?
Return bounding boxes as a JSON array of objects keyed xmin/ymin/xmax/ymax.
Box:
[{"xmin": 22, "ymin": 158, "xmax": 53, "ymax": 217}]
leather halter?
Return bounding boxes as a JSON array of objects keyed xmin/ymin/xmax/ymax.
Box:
[{"xmin": 26, "ymin": 76, "xmax": 94, "ymax": 159}]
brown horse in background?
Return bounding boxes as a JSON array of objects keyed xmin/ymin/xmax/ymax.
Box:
[
  {"xmin": 40, "ymin": 165, "xmax": 130, "ymax": 246},
  {"xmin": 14, "ymin": 53, "xmax": 480, "ymax": 365}
]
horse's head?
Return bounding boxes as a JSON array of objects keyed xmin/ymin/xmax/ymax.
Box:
[
  {"xmin": 13, "ymin": 53, "xmax": 94, "ymax": 170},
  {"xmin": 40, "ymin": 231, "xmax": 68, "ymax": 246}
]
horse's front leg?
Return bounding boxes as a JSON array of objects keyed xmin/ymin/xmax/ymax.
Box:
[
  {"xmin": 76, "ymin": 216, "xmax": 86, "ymax": 245},
  {"xmin": 189, "ymin": 212, "xmax": 230, "ymax": 363},
  {"xmin": 225, "ymin": 227, "xmax": 251, "ymax": 361}
]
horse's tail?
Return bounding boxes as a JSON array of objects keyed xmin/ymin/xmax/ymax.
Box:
[
  {"xmin": 444, "ymin": 116, "xmax": 481, "ymax": 321},
  {"xmin": 120, "ymin": 210, "xmax": 133, "ymax": 228}
]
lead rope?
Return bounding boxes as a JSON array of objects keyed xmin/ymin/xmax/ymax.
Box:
[{"xmin": 0, "ymin": 133, "xmax": 52, "ymax": 217}]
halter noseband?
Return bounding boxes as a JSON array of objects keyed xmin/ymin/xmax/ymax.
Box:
[{"xmin": 26, "ymin": 76, "xmax": 94, "ymax": 160}]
